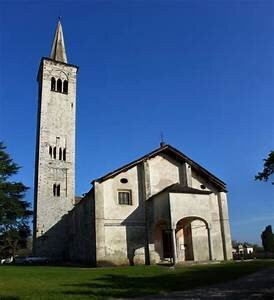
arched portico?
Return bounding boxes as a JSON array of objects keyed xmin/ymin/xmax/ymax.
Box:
[
  {"xmin": 172, "ymin": 216, "xmax": 213, "ymax": 263},
  {"xmin": 153, "ymin": 216, "xmax": 213, "ymax": 264}
]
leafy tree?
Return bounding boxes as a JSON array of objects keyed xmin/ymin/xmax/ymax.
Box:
[
  {"xmin": 261, "ymin": 225, "xmax": 274, "ymax": 253},
  {"xmin": 0, "ymin": 142, "xmax": 32, "ymax": 257},
  {"xmin": 251, "ymin": 243, "xmax": 264, "ymax": 254},
  {"xmin": 255, "ymin": 151, "xmax": 274, "ymax": 184}
]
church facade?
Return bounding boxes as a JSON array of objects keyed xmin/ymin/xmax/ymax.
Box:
[{"xmin": 33, "ymin": 21, "xmax": 232, "ymax": 266}]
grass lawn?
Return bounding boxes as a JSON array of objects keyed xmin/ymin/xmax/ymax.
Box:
[{"xmin": 0, "ymin": 260, "xmax": 274, "ymax": 299}]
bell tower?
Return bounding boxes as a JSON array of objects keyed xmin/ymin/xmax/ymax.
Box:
[{"xmin": 33, "ymin": 20, "xmax": 78, "ymax": 258}]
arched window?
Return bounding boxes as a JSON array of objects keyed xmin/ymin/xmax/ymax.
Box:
[
  {"xmin": 63, "ymin": 148, "xmax": 66, "ymax": 161},
  {"xmin": 49, "ymin": 146, "xmax": 52, "ymax": 158},
  {"xmin": 53, "ymin": 147, "xmax": 56, "ymax": 159},
  {"xmin": 59, "ymin": 148, "xmax": 62, "ymax": 160},
  {"xmin": 57, "ymin": 79, "xmax": 62, "ymax": 93},
  {"xmin": 56, "ymin": 184, "xmax": 60, "ymax": 197},
  {"xmin": 51, "ymin": 77, "xmax": 56, "ymax": 91},
  {"xmin": 53, "ymin": 184, "xmax": 56, "ymax": 196},
  {"xmin": 63, "ymin": 80, "xmax": 68, "ymax": 94}
]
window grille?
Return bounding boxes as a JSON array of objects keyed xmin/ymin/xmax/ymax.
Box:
[{"xmin": 118, "ymin": 191, "xmax": 132, "ymax": 205}]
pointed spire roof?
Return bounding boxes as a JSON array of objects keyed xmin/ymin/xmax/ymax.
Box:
[{"xmin": 50, "ymin": 20, "xmax": 67, "ymax": 63}]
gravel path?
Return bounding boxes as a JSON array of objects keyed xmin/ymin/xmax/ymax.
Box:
[{"xmin": 130, "ymin": 267, "xmax": 274, "ymax": 299}]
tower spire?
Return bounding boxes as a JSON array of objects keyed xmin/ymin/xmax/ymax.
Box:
[{"xmin": 50, "ymin": 19, "xmax": 67, "ymax": 63}]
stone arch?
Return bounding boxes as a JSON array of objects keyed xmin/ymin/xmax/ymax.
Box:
[
  {"xmin": 58, "ymin": 70, "xmax": 69, "ymax": 81},
  {"xmin": 175, "ymin": 216, "xmax": 212, "ymax": 262},
  {"xmin": 50, "ymin": 70, "xmax": 69, "ymax": 94},
  {"xmin": 51, "ymin": 70, "xmax": 69, "ymax": 81},
  {"xmin": 173, "ymin": 215, "xmax": 210, "ymax": 228}
]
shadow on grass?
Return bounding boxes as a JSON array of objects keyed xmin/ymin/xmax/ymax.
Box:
[{"xmin": 61, "ymin": 262, "xmax": 272, "ymax": 298}]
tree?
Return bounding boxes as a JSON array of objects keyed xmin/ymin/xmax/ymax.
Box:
[
  {"xmin": 255, "ymin": 151, "xmax": 274, "ymax": 184},
  {"xmin": 0, "ymin": 142, "xmax": 32, "ymax": 257},
  {"xmin": 261, "ymin": 225, "xmax": 274, "ymax": 253},
  {"xmin": 251, "ymin": 243, "xmax": 264, "ymax": 254}
]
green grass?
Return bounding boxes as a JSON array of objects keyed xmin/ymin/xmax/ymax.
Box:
[{"xmin": 0, "ymin": 260, "xmax": 274, "ymax": 299}]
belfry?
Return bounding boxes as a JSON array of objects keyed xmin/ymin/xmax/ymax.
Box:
[{"xmin": 33, "ymin": 20, "xmax": 78, "ymax": 258}]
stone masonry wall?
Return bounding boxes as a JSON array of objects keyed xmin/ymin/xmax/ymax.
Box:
[{"xmin": 34, "ymin": 58, "xmax": 78, "ymax": 258}]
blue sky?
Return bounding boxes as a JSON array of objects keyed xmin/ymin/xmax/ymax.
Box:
[{"xmin": 0, "ymin": 0, "xmax": 273, "ymax": 245}]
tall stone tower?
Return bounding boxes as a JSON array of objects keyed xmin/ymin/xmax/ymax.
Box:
[{"xmin": 33, "ymin": 21, "xmax": 78, "ymax": 258}]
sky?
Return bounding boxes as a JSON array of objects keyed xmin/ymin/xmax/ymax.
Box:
[{"xmin": 0, "ymin": 0, "xmax": 273, "ymax": 245}]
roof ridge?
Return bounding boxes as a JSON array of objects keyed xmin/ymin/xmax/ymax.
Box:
[{"xmin": 92, "ymin": 144, "xmax": 226, "ymax": 191}]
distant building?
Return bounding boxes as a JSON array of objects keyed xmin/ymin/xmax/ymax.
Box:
[
  {"xmin": 244, "ymin": 245, "xmax": 254, "ymax": 254},
  {"xmin": 33, "ymin": 21, "xmax": 233, "ymax": 266},
  {"xmin": 233, "ymin": 243, "xmax": 254, "ymax": 256}
]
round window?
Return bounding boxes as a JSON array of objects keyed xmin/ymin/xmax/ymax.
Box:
[
  {"xmin": 200, "ymin": 184, "xmax": 206, "ymax": 190},
  {"xmin": 120, "ymin": 178, "xmax": 128, "ymax": 184}
]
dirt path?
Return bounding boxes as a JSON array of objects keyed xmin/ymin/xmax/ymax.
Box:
[{"xmin": 130, "ymin": 267, "xmax": 274, "ymax": 299}]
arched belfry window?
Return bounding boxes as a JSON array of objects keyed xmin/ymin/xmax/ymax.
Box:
[
  {"xmin": 53, "ymin": 184, "xmax": 61, "ymax": 197},
  {"xmin": 59, "ymin": 148, "xmax": 62, "ymax": 160},
  {"xmin": 56, "ymin": 184, "xmax": 60, "ymax": 197},
  {"xmin": 53, "ymin": 184, "xmax": 56, "ymax": 196},
  {"xmin": 57, "ymin": 79, "xmax": 62, "ymax": 93},
  {"xmin": 53, "ymin": 147, "xmax": 56, "ymax": 159},
  {"xmin": 63, "ymin": 80, "xmax": 68, "ymax": 94},
  {"xmin": 63, "ymin": 148, "xmax": 66, "ymax": 161},
  {"xmin": 51, "ymin": 77, "xmax": 56, "ymax": 91},
  {"xmin": 49, "ymin": 146, "xmax": 52, "ymax": 158}
]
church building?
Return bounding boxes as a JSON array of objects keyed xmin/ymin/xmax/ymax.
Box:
[{"xmin": 33, "ymin": 21, "xmax": 232, "ymax": 266}]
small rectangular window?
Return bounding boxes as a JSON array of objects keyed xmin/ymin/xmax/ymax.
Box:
[{"xmin": 118, "ymin": 191, "xmax": 132, "ymax": 205}]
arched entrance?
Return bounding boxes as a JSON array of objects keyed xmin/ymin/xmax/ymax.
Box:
[
  {"xmin": 154, "ymin": 220, "xmax": 173, "ymax": 261},
  {"xmin": 175, "ymin": 216, "xmax": 212, "ymax": 262}
]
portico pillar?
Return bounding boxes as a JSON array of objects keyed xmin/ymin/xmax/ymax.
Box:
[
  {"xmin": 217, "ymin": 192, "xmax": 233, "ymax": 260},
  {"xmin": 207, "ymin": 225, "xmax": 214, "ymax": 261},
  {"xmin": 171, "ymin": 227, "xmax": 177, "ymax": 264}
]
